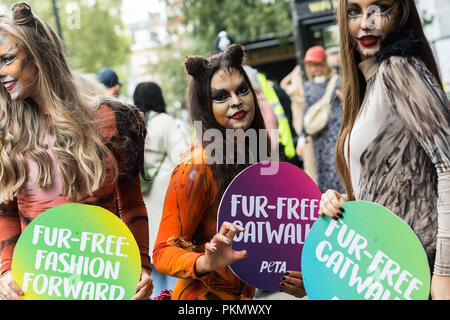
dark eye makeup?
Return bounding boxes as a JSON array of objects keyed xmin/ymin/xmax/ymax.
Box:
[
  {"xmin": 347, "ymin": 1, "xmax": 394, "ymax": 18},
  {"xmin": 211, "ymin": 81, "xmax": 250, "ymax": 103},
  {"xmin": 236, "ymin": 84, "xmax": 250, "ymax": 96},
  {"xmin": 0, "ymin": 53, "xmax": 18, "ymax": 68},
  {"xmin": 211, "ymin": 89, "xmax": 231, "ymax": 103}
]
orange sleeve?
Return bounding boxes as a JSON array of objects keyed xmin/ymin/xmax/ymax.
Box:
[
  {"xmin": 0, "ymin": 198, "xmax": 21, "ymax": 274},
  {"xmin": 152, "ymin": 161, "xmax": 214, "ymax": 280}
]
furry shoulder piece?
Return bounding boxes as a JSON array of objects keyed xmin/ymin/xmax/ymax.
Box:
[
  {"xmin": 96, "ymin": 97, "xmax": 147, "ymax": 182},
  {"xmin": 375, "ymin": 28, "xmax": 426, "ymax": 64}
]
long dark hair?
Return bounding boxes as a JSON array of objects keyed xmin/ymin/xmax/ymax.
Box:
[
  {"xmin": 335, "ymin": 0, "xmax": 443, "ymax": 200},
  {"xmin": 133, "ymin": 81, "xmax": 166, "ymax": 114},
  {"xmin": 184, "ymin": 44, "xmax": 269, "ymax": 197}
]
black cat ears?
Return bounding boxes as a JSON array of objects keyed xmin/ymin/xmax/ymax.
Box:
[{"xmin": 184, "ymin": 44, "xmax": 245, "ymax": 78}]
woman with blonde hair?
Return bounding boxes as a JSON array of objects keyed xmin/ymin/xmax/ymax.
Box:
[
  {"xmin": 319, "ymin": 0, "xmax": 449, "ymax": 299},
  {"xmin": 0, "ymin": 3, "xmax": 153, "ymax": 300}
]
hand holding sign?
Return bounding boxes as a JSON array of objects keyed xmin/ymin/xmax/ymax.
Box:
[
  {"xmin": 217, "ymin": 161, "xmax": 322, "ymax": 291},
  {"xmin": 132, "ymin": 267, "xmax": 153, "ymax": 300},
  {"xmin": 280, "ymin": 271, "xmax": 306, "ymax": 298},
  {"xmin": 318, "ymin": 189, "xmax": 348, "ymax": 221},
  {"xmin": 11, "ymin": 203, "xmax": 142, "ymax": 300},
  {"xmin": 302, "ymin": 201, "xmax": 431, "ymax": 300},
  {"xmin": 195, "ymin": 222, "xmax": 247, "ymax": 275},
  {"xmin": 0, "ymin": 271, "xmax": 24, "ymax": 300}
]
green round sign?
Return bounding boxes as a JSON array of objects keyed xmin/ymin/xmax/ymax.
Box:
[
  {"xmin": 12, "ymin": 203, "xmax": 141, "ymax": 300},
  {"xmin": 301, "ymin": 201, "xmax": 431, "ymax": 300}
]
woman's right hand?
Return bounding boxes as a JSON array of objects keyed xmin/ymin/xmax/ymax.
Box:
[
  {"xmin": 319, "ymin": 189, "xmax": 348, "ymax": 221},
  {"xmin": 0, "ymin": 271, "xmax": 24, "ymax": 300},
  {"xmin": 195, "ymin": 222, "xmax": 247, "ymax": 276}
]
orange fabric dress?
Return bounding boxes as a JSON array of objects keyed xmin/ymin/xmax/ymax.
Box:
[
  {"xmin": 152, "ymin": 149, "xmax": 255, "ymax": 300},
  {"xmin": 0, "ymin": 100, "xmax": 150, "ymax": 274}
]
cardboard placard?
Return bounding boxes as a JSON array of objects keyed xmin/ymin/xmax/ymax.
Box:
[
  {"xmin": 12, "ymin": 203, "xmax": 141, "ymax": 300},
  {"xmin": 217, "ymin": 161, "xmax": 321, "ymax": 290},
  {"xmin": 301, "ymin": 201, "xmax": 431, "ymax": 300}
]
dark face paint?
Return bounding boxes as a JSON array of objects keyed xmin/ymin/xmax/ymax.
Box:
[
  {"xmin": 20, "ymin": 56, "xmax": 30, "ymax": 71},
  {"xmin": 0, "ymin": 31, "xmax": 38, "ymax": 101},
  {"xmin": 210, "ymin": 67, "xmax": 255, "ymax": 130},
  {"xmin": 347, "ymin": 0, "xmax": 398, "ymax": 59}
]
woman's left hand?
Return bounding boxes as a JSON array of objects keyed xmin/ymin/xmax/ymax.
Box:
[
  {"xmin": 280, "ymin": 271, "xmax": 306, "ymax": 298},
  {"xmin": 431, "ymin": 274, "xmax": 450, "ymax": 300},
  {"xmin": 131, "ymin": 267, "xmax": 153, "ymax": 300}
]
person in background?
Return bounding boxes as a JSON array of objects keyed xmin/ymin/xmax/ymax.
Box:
[
  {"xmin": 281, "ymin": 65, "xmax": 305, "ymax": 137},
  {"xmin": 297, "ymin": 45, "xmax": 344, "ymax": 194},
  {"xmin": 326, "ymin": 46, "xmax": 341, "ymax": 76},
  {"xmin": 243, "ymin": 65, "xmax": 279, "ymax": 157},
  {"xmin": 96, "ymin": 67, "xmax": 122, "ymax": 98},
  {"xmin": 133, "ymin": 81, "xmax": 190, "ymax": 299},
  {"xmin": 272, "ymin": 81, "xmax": 302, "ymax": 168}
]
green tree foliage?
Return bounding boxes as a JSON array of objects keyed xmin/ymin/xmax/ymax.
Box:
[
  {"xmin": 174, "ymin": 0, "xmax": 292, "ymax": 55},
  {"xmin": 152, "ymin": 0, "xmax": 293, "ymax": 107},
  {"xmin": 146, "ymin": 42, "xmax": 192, "ymax": 110},
  {"xmin": 0, "ymin": 0, "xmax": 131, "ymax": 74}
]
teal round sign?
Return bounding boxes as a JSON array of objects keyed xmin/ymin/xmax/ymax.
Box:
[{"xmin": 301, "ymin": 201, "xmax": 430, "ymax": 300}]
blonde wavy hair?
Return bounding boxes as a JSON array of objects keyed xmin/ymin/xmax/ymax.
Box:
[{"xmin": 0, "ymin": 3, "xmax": 117, "ymax": 203}]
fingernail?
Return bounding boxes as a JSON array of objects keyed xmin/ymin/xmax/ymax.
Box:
[
  {"xmin": 211, "ymin": 246, "xmax": 217, "ymax": 252},
  {"xmin": 333, "ymin": 216, "xmax": 339, "ymax": 221},
  {"xmin": 280, "ymin": 282, "xmax": 286, "ymax": 287},
  {"xmin": 337, "ymin": 213, "xmax": 343, "ymax": 218},
  {"xmin": 339, "ymin": 207, "xmax": 344, "ymax": 212},
  {"xmin": 281, "ymin": 277, "xmax": 286, "ymax": 281},
  {"xmin": 284, "ymin": 272, "xmax": 290, "ymax": 276}
]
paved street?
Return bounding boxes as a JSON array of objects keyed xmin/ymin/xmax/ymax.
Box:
[{"xmin": 254, "ymin": 290, "xmax": 307, "ymax": 300}]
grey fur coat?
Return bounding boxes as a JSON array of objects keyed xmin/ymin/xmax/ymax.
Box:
[{"xmin": 350, "ymin": 29, "xmax": 450, "ymax": 275}]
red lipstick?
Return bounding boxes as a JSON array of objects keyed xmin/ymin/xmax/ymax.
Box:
[
  {"xmin": 231, "ymin": 110, "xmax": 247, "ymax": 120},
  {"xmin": 3, "ymin": 81, "xmax": 17, "ymax": 92},
  {"xmin": 359, "ymin": 35, "xmax": 380, "ymax": 47}
]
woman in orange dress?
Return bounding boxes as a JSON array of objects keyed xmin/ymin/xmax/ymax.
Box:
[{"xmin": 152, "ymin": 44, "xmax": 271, "ymax": 300}]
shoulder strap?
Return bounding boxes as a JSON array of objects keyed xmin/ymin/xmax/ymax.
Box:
[
  {"xmin": 150, "ymin": 152, "xmax": 167, "ymax": 179},
  {"xmin": 323, "ymin": 75, "xmax": 339, "ymax": 102}
]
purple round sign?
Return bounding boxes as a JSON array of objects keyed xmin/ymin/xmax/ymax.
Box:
[{"xmin": 217, "ymin": 161, "xmax": 321, "ymax": 291}]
